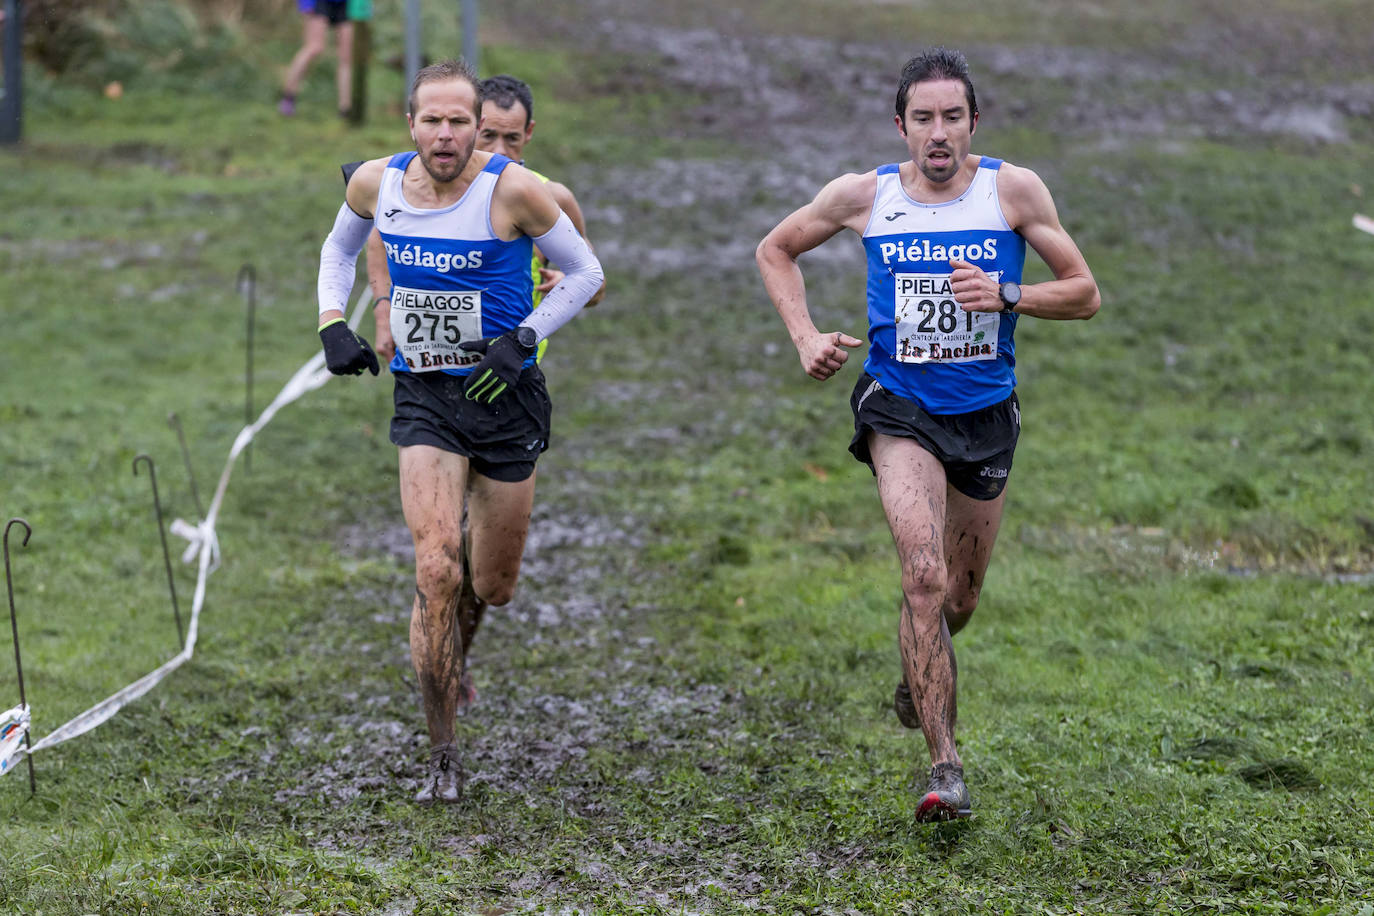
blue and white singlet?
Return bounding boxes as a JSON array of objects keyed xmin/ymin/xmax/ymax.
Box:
[
  {"xmin": 860, "ymin": 157, "xmax": 1026, "ymax": 414},
  {"xmin": 375, "ymin": 152, "xmax": 535, "ymax": 376}
]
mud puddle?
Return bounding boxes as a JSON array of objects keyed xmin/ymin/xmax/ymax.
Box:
[{"xmin": 256, "ymin": 1, "xmax": 1371, "ymax": 907}]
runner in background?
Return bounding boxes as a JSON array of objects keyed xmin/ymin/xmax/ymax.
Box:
[{"xmin": 279, "ymin": 0, "xmax": 355, "ymax": 118}]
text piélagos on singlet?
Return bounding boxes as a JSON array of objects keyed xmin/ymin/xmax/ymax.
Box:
[
  {"xmin": 384, "ymin": 240, "xmax": 486, "ymax": 272},
  {"xmin": 878, "ymin": 236, "xmax": 1000, "ymax": 266}
]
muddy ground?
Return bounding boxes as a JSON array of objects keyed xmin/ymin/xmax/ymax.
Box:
[{"xmin": 258, "ymin": 2, "xmax": 1369, "ymax": 907}]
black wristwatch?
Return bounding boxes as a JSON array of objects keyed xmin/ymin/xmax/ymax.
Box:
[
  {"xmin": 511, "ymin": 324, "xmax": 539, "ymax": 354},
  {"xmin": 999, "ymin": 281, "xmax": 1022, "ymax": 313}
]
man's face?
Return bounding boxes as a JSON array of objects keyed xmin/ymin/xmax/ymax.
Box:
[
  {"xmin": 476, "ymin": 101, "xmax": 534, "ymax": 162},
  {"xmin": 408, "ymin": 78, "xmax": 480, "ymax": 183},
  {"xmin": 896, "ymin": 79, "xmax": 977, "ymax": 184}
]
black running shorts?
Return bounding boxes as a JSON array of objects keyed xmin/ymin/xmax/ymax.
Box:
[
  {"xmin": 848, "ymin": 373, "xmax": 1020, "ymax": 500},
  {"xmin": 316, "ymin": 0, "xmax": 348, "ymax": 26},
  {"xmin": 390, "ymin": 366, "xmax": 551, "ymax": 483}
]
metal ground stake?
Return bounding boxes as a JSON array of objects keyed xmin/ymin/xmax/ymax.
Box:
[
  {"xmin": 133, "ymin": 455, "xmax": 184, "ymax": 649},
  {"xmin": 4, "ymin": 517, "xmax": 37, "ymax": 794}
]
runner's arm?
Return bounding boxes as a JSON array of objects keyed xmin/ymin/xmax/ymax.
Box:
[
  {"xmin": 317, "ymin": 159, "xmax": 385, "ymax": 326},
  {"xmin": 520, "ymin": 212, "xmax": 603, "ymax": 339},
  {"xmin": 998, "ymin": 164, "xmax": 1099, "ymax": 320},
  {"xmin": 548, "ymin": 180, "xmax": 588, "ymax": 237},
  {"xmin": 537, "ymin": 180, "xmax": 606, "ymax": 306},
  {"xmin": 317, "ymin": 203, "xmax": 373, "ymax": 323},
  {"xmin": 503, "ymin": 171, "xmax": 603, "ymax": 340},
  {"xmin": 756, "ymin": 173, "xmax": 871, "ymax": 380},
  {"xmin": 364, "ymin": 227, "xmax": 396, "ymax": 363}
]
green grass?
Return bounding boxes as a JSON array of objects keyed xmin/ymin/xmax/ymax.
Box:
[{"xmin": 3, "ymin": 1, "xmax": 1374, "ymax": 913}]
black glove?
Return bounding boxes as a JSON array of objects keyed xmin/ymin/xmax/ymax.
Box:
[
  {"xmin": 459, "ymin": 326, "xmax": 538, "ymax": 403},
  {"xmin": 319, "ymin": 319, "xmax": 379, "ymax": 376}
]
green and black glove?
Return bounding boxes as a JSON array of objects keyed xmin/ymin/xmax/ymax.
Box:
[
  {"xmin": 319, "ymin": 317, "xmax": 379, "ymax": 376},
  {"xmin": 459, "ymin": 326, "xmax": 538, "ymax": 403}
]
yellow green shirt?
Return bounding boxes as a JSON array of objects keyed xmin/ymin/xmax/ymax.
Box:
[{"xmin": 528, "ymin": 168, "xmax": 551, "ymax": 363}]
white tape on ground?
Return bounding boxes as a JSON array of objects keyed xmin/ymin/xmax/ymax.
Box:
[
  {"xmin": 0, "ymin": 704, "xmax": 29, "ymax": 777},
  {"xmin": 18, "ymin": 286, "xmax": 374, "ymax": 760}
]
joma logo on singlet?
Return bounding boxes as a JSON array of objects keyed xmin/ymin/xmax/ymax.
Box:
[
  {"xmin": 385, "ymin": 241, "xmax": 484, "ymax": 273},
  {"xmin": 879, "ymin": 237, "xmax": 999, "ymax": 265}
]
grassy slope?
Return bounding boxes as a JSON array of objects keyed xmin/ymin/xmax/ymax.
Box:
[{"xmin": 2, "ymin": 1, "xmax": 1373, "ymax": 913}]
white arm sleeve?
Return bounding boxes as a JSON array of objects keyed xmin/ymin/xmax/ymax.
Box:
[
  {"xmin": 518, "ymin": 212, "xmax": 605, "ymax": 340},
  {"xmin": 317, "ymin": 203, "xmax": 374, "ymax": 317}
]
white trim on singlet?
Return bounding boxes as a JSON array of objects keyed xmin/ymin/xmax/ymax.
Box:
[{"xmin": 862, "ymin": 157, "xmax": 1012, "ymax": 240}]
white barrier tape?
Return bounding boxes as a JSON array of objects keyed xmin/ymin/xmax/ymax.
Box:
[
  {"xmin": 19, "ymin": 286, "xmax": 372, "ymax": 760},
  {"xmin": 25, "ymin": 640, "xmax": 194, "ymax": 754},
  {"xmin": 0, "ymin": 704, "xmax": 29, "ymax": 777},
  {"xmin": 169, "ymin": 518, "xmax": 220, "ymax": 571}
]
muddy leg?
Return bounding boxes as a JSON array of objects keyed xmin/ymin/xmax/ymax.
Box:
[
  {"xmin": 871, "ymin": 433, "xmax": 960, "ymax": 766},
  {"xmin": 941, "ymin": 487, "xmax": 1007, "ymax": 635},
  {"xmin": 399, "ymin": 445, "xmax": 469, "ymax": 748},
  {"xmin": 455, "ymin": 527, "xmax": 485, "ymax": 707}
]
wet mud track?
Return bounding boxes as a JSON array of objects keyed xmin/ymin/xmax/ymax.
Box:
[{"xmin": 261, "ymin": 0, "xmax": 1370, "ymax": 902}]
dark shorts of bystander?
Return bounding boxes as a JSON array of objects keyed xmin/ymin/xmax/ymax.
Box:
[
  {"xmin": 848, "ymin": 372, "xmax": 1019, "ymax": 500},
  {"xmin": 298, "ymin": 0, "xmax": 348, "ymax": 26},
  {"xmin": 390, "ymin": 366, "xmax": 552, "ymax": 483}
]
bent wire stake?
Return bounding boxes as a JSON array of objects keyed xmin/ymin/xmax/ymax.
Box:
[
  {"xmin": 133, "ymin": 455, "xmax": 185, "ymax": 649},
  {"xmin": 167, "ymin": 412, "xmax": 205, "ymax": 520},
  {"xmin": 23, "ymin": 286, "xmax": 373, "ymax": 762},
  {"xmin": 239, "ymin": 264, "xmax": 257, "ymax": 473},
  {"xmin": 3, "ymin": 517, "xmax": 37, "ymax": 794}
]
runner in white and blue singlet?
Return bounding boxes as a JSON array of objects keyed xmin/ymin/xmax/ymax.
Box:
[
  {"xmin": 757, "ymin": 47, "xmax": 1099, "ymax": 824},
  {"xmin": 376, "ymin": 150, "xmax": 535, "ymax": 375},
  {"xmin": 365, "ymin": 74, "xmax": 603, "ymax": 369},
  {"xmin": 860, "ymin": 157, "xmax": 1025, "ymax": 414},
  {"xmin": 313, "ymin": 60, "xmax": 603, "ymax": 807},
  {"xmin": 354, "ymin": 77, "xmax": 604, "ymax": 757}
]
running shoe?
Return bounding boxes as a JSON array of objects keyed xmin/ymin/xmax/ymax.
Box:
[
  {"xmin": 915, "ymin": 762, "xmax": 972, "ymax": 822},
  {"xmin": 414, "ymin": 741, "xmax": 463, "ymax": 805},
  {"xmin": 893, "ymin": 679, "xmax": 920, "ymax": 729},
  {"xmin": 277, "ymin": 95, "xmax": 296, "ymax": 116}
]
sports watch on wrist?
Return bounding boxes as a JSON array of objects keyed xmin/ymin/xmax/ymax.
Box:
[
  {"xmin": 512, "ymin": 324, "xmax": 539, "ymax": 354},
  {"xmin": 999, "ymin": 281, "xmax": 1022, "ymax": 313}
]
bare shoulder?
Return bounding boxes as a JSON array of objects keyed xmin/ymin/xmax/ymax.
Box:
[
  {"xmin": 493, "ymin": 160, "xmax": 548, "ymax": 199},
  {"xmin": 544, "ymin": 178, "xmax": 579, "ymax": 209},
  {"xmin": 350, "ymin": 157, "xmax": 391, "ymax": 190},
  {"xmin": 815, "ymin": 170, "xmax": 877, "ymax": 215},
  {"xmin": 343, "ymin": 157, "xmax": 390, "ymax": 217},
  {"xmin": 760, "ymin": 170, "xmax": 876, "ymax": 256},
  {"xmin": 993, "ymin": 160, "xmax": 1058, "ymax": 229},
  {"xmin": 492, "ymin": 160, "xmax": 561, "ymax": 236},
  {"xmin": 543, "ymin": 178, "xmax": 589, "ymax": 235}
]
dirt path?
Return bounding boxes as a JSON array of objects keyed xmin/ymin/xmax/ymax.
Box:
[{"xmin": 280, "ymin": 2, "xmax": 1371, "ymax": 901}]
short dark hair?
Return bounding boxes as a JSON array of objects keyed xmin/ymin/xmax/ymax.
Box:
[
  {"xmin": 407, "ymin": 58, "xmax": 480, "ymax": 118},
  {"xmin": 895, "ymin": 47, "xmax": 978, "ymax": 121},
  {"xmin": 479, "ymin": 74, "xmax": 534, "ymax": 127}
]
